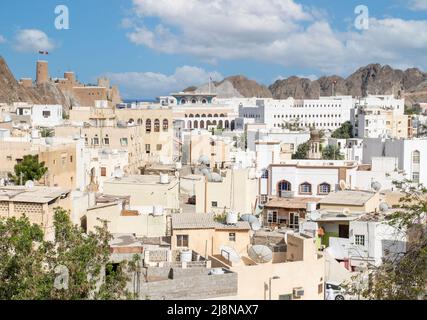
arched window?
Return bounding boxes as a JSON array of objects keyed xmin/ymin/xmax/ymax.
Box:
[
  {"xmin": 128, "ymin": 118, "xmax": 135, "ymax": 125},
  {"xmin": 200, "ymin": 120, "xmax": 205, "ymax": 129},
  {"xmin": 184, "ymin": 114, "xmax": 188, "ymax": 118},
  {"xmin": 180, "ymin": 99, "xmax": 187, "ymax": 105},
  {"xmin": 218, "ymin": 120, "xmax": 223, "ymax": 128},
  {"xmin": 212, "ymin": 120, "xmax": 217, "ymax": 126},
  {"xmin": 202, "ymin": 114, "xmax": 207, "ymax": 117},
  {"xmin": 137, "ymin": 118, "xmax": 143, "ymax": 125},
  {"xmin": 194, "ymin": 121, "xmax": 199, "ymax": 129},
  {"xmin": 154, "ymin": 119, "xmax": 160, "ymax": 132},
  {"xmin": 299, "ymin": 182, "xmax": 312, "ymax": 194},
  {"xmin": 187, "ymin": 120, "xmax": 192, "ymax": 129},
  {"xmin": 206, "ymin": 120, "xmax": 212, "ymax": 127},
  {"xmin": 195, "ymin": 114, "xmax": 200, "ymax": 118},
  {"xmin": 318, "ymin": 183, "xmax": 331, "ymax": 195},
  {"xmin": 278, "ymin": 180, "xmax": 292, "ymax": 194},
  {"xmin": 220, "ymin": 113, "xmax": 225, "ymax": 117},
  {"xmin": 208, "ymin": 114, "xmax": 213, "ymax": 118},
  {"xmin": 201, "ymin": 99, "xmax": 207, "ymax": 104},
  {"xmin": 214, "ymin": 114, "xmax": 219, "ymax": 118},
  {"xmin": 163, "ymin": 119, "xmax": 169, "ymax": 131},
  {"xmin": 225, "ymin": 120, "xmax": 230, "ymax": 129},
  {"xmin": 191, "ymin": 98, "xmax": 197, "ymax": 104},
  {"xmin": 146, "ymin": 119, "xmax": 152, "ymax": 133},
  {"xmin": 189, "ymin": 114, "xmax": 194, "ymax": 118}
]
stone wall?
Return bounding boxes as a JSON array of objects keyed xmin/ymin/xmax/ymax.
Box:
[{"xmin": 137, "ymin": 271, "xmax": 237, "ymax": 300}]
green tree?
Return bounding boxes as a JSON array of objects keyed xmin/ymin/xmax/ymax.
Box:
[
  {"xmin": 345, "ymin": 181, "xmax": 427, "ymax": 300},
  {"xmin": 40, "ymin": 127, "xmax": 54, "ymax": 138},
  {"xmin": 292, "ymin": 142, "xmax": 309, "ymax": 159},
  {"xmin": 8, "ymin": 155, "xmax": 48, "ymax": 185},
  {"xmin": 0, "ymin": 208, "xmax": 134, "ymax": 300},
  {"xmin": 331, "ymin": 121, "xmax": 354, "ymax": 139},
  {"xmin": 321, "ymin": 145, "xmax": 344, "ymax": 160}
]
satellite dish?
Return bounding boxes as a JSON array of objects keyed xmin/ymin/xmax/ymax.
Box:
[
  {"xmin": 371, "ymin": 181, "xmax": 382, "ymax": 192},
  {"xmin": 220, "ymin": 246, "xmax": 241, "ymax": 263},
  {"xmin": 379, "ymin": 202, "xmax": 389, "ymax": 212},
  {"xmin": 339, "ymin": 180, "xmax": 348, "ymax": 191},
  {"xmin": 240, "ymin": 214, "xmax": 259, "ymax": 224},
  {"xmin": 114, "ymin": 168, "xmax": 124, "ymax": 179},
  {"xmin": 250, "ymin": 221, "xmax": 262, "ymax": 231},
  {"xmin": 248, "ymin": 245, "xmax": 273, "ymax": 264},
  {"xmin": 25, "ymin": 180, "xmax": 35, "ymax": 189}
]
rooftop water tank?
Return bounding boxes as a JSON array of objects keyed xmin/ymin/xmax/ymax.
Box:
[
  {"xmin": 306, "ymin": 202, "xmax": 317, "ymax": 213},
  {"xmin": 160, "ymin": 174, "xmax": 169, "ymax": 184},
  {"xmin": 180, "ymin": 250, "xmax": 192, "ymax": 263},
  {"xmin": 210, "ymin": 268, "xmax": 225, "ymax": 275},
  {"xmin": 153, "ymin": 205, "xmax": 164, "ymax": 216},
  {"xmin": 226, "ymin": 211, "xmax": 238, "ymax": 225}
]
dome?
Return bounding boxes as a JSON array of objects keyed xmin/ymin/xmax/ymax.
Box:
[{"xmin": 310, "ymin": 129, "xmax": 321, "ymax": 141}]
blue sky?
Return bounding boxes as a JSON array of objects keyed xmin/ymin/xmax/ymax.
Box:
[{"xmin": 0, "ymin": 0, "xmax": 426, "ymax": 99}]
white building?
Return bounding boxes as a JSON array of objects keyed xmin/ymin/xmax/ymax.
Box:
[
  {"xmin": 247, "ymin": 126, "xmax": 310, "ymax": 152},
  {"xmin": 31, "ymin": 104, "xmax": 63, "ymax": 127},
  {"xmin": 264, "ymin": 160, "xmax": 360, "ymax": 200},
  {"xmin": 363, "ymin": 138, "xmax": 427, "ymax": 185},
  {"xmin": 237, "ymin": 96, "xmax": 354, "ymax": 132},
  {"xmin": 327, "ymin": 213, "xmax": 407, "ymax": 268},
  {"xmin": 328, "ymin": 138, "xmax": 364, "ymax": 162}
]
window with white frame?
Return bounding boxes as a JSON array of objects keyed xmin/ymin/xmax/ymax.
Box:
[
  {"xmin": 267, "ymin": 211, "xmax": 278, "ymax": 223},
  {"xmin": 355, "ymin": 235, "xmax": 365, "ymax": 246}
]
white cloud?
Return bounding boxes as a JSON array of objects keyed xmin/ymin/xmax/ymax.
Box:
[
  {"xmin": 0, "ymin": 35, "xmax": 6, "ymax": 43},
  {"xmin": 105, "ymin": 66, "xmax": 223, "ymax": 98},
  {"xmin": 409, "ymin": 0, "xmax": 427, "ymax": 10},
  {"xmin": 124, "ymin": 0, "xmax": 427, "ymax": 75},
  {"xmin": 13, "ymin": 29, "xmax": 55, "ymax": 53}
]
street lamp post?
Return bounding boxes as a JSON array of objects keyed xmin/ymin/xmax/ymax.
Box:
[{"xmin": 269, "ymin": 276, "xmax": 280, "ymax": 300}]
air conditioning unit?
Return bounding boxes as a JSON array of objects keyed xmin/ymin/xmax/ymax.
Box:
[
  {"xmin": 293, "ymin": 287, "xmax": 304, "ymax": 298},
  {"xmin": 280, "ymin": 191, "xmax": 295, "ymax": 198}
]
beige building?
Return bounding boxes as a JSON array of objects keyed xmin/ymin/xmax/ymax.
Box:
[
  {"xmin": 85, "ymin": 194, "xmax": 167, "ymax": 238},
  {"xmin": 214, "ymin": 233, "xmax": 325, "ymax": 300},
  {"xmin": 102, "ymin": 175, "xmax": 180, "ymax": 210},
  {"xmin": 195, "ymin": 168, "xmax": 258, "ymax": 215},
  {"xmin": 183, "ymin": 130, "xmax": 232, "ymax": 167},
  {"xmin": 59, "ymin": 105, "xmax": 174, "ymax": 173},
  {"xmin": 0, "ymin": 186, "xmax": 71, "ymax": 240},
  {"xmin": 0, "ymin": 136, "xmax": 82, "ymax": 190},
  {"xmin": 170, "ymin": 213, "xmax": 251, "ymax": 259}
]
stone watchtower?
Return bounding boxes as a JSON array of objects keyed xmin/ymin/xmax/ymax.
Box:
[
  {"xmin": 36, "ymin": 60, "xmax": 49, "ymax": 84},
  {"xmin": 308, "ymin": 129, "xmax": 322, "ymax": 160}
]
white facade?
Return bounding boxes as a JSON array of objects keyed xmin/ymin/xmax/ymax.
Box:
[
  {"xmin": 328, "ymin": 138, "xmax": 364, "ymax": 162},
  {"xmin": 247, "ymin": 127, "xmax": 310, "ymax": 152},
  {"xmin": 350, "ymin": 157, "xmax": 405, "ymax": 191},
  {"xmin": 31, "ymin": 104, "xmax": 63, "ymax": 127},
  {"xmin": 266, "ymin": 160, "xmax": 360, "ymax": 198},
  {"xmin": 328, "ymin": 218, "xmax": 407, "ymax": 267},
  {"xmin": 363, "ymin": 138, "xmax": 427, "ymax": 185},
  {"xmin": 237, "ymin": 96, "xmax": 354, "ymax": 132}
]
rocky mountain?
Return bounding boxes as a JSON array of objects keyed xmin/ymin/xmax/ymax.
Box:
[
  {"xmin": 186, "ymin": 64, "xmax": 427, "ymax": 106},
  {"xmin": 185, "ymin": 75, "xmax": 272, "ymax": 99},
  {"xmin": 270, "ymin": 64, "xmax": 427, "ymax": 107},
  {"xmin": 0, "ymin": 56, "xmax": 70, "ymax": 110}
]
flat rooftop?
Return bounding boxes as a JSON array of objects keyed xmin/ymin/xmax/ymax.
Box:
[
  {"xmin": 319, "ymin": 190, "xmax": 377, "ymax": 206},
  {"xmin": 104, "ymin": 175, "xmax": 177, "ymax": 186},
  {"xmin": 265, "ymin": 197, "xmax": 321, "ymax": 209},
  {"xmin": 172, "ymin": 213, "xmax": 250, "ymax": 231},
  {"xmin": 0, "ymin": 186, "xmax": 70, "ymax": 203}
]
